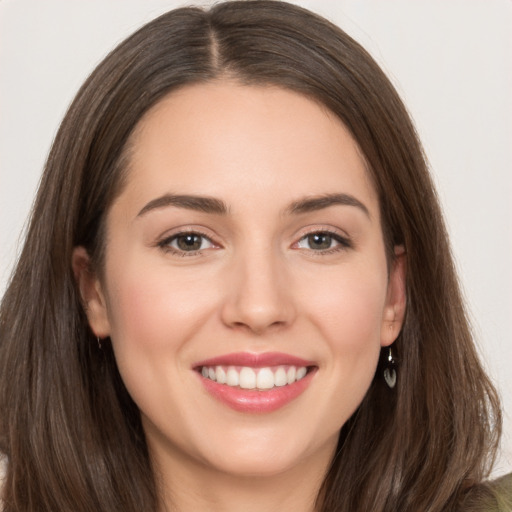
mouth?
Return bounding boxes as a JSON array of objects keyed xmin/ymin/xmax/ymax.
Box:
[
  {"xmin": 193, "ymin": 352, "xmax": 317, "ymax": 413},
  {"xmin": 197, "ymin": 364, "xmax": 312, "ymax": 390}
]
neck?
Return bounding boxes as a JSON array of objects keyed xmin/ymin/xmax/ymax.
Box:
[{"xmin": 151, "ymin": 439, "xmax": 333, "ymax": 512}]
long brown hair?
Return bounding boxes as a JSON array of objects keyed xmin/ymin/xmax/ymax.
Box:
[{"xmin": 0, "ymin": 2, "xmax": 502, "ymax": 510}]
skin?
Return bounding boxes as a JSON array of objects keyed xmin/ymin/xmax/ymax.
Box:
[{"xmin": 74, "ymin": 81, "xmax": 406, "ymax": 512}]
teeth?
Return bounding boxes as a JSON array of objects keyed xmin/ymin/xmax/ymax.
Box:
[
  {"xmin": 256, "ymin": 367, "xmax": 274, "ymax": 389},
  {"xmin": 286, "ymin": 366, "xmax": 296, "ymax": 385},
  {"xmin": 200, "ymin": 365, "xmax": 309, "ymax": 390},
  {"xmin": 274, "ymin": 367, "xmax": 287, "ymax": 386},
  {"xmin": 296, "ymin": 367, "xmax": 307, "ymax": 380},
  {"xmin": 226, "ymin": 367, "xmax": 239, "ymax": 386},
  {"xmin": 216, "ymin": 366, "xmax": 227, "ymax": 384},
  {"xmin": 239, "ymin": 367, "xmax": 256, "ymax": 389}
]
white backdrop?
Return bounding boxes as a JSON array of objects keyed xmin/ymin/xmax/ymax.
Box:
[{"xmin": 1, "ymin": 0, "xmax": 511, "ymax": 476}]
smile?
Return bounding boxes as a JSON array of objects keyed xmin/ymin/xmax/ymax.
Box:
[
  {"xmin": 200, "ymin": 365, "xmax": 309, "ymax": 390},
  {"xmin": 194, "ymin": 352, "xmax": 317, "ymax": 413}
]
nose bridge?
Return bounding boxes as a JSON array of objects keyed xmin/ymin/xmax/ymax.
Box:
[{"xmin": 222, "ymin": 237, "xmax": 294, "ymax": 333}]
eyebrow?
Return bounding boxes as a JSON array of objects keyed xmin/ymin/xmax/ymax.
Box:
[
  {"xmin": 137, "ymin": 194, "xmax": 229, "ymax": 217},
  {"xmin": 136, "ymin": 192, "xmax": 370, "ymax": 219},
  {"xmin": 286, "ymin": 193, "xmax": 370, "ymax": 218}
]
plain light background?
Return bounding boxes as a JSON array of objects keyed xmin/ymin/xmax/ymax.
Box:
[{"xmin": 1, "ymin": 0, "xmax": 511, "ymax": 476}]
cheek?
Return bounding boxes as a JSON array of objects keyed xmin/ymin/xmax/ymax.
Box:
[
  {"xmin": 101, "ymin": 260, "xmax": 222, "ymax": 426},
  {"xmin": 302, "ymin": 260, "xmax": 388, "ymax": 402},
  {"xmin": 306, "ymin": 265, "xmax": 388, "ymax": 347},
  {"xmin": 103, "ymin": 260, "xmax": 220, "ymax": 357}
]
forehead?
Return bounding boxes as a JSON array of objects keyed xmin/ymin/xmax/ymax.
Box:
[{"xmin": 119, "ymin": 80, "xmax": 378, "ymax": 216}]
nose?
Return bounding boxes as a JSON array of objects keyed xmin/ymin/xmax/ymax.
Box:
[{"xmin": 220, "ymin": 248, "xmax": 296, "ymax": 335}]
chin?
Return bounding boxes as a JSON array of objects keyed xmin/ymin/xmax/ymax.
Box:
[
  {"xmin": 205, "ymin": 451, "xmax": 309, "ymax": 479},
  {"xmin": 194, "ymin": 427, "xmax": 339, "ymax": 480}
]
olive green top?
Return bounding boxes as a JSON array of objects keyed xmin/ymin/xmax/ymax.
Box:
[{"xmin": 460, "ymin": 473, "xmax": 512, "ymax": 511}]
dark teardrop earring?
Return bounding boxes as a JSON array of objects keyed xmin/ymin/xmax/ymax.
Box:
[{"xmin": 383, "ymin": 347, "xmax": 397, "ymax": 389}]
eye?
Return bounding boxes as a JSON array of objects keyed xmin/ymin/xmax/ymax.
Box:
[
  {"xmin": 159, "ymin": 232, "xmax": 215, "ymax": 253},
  {"xmin": 295, "ymin": 231, "xmax": 350, "ymax": 252}
]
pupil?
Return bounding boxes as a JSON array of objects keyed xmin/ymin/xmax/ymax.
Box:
[
  {"xmin": 177, "ymin": 234, "xmax": 201, "ymax": 251},
  {"xmin": 309, "ymin": 233, "xmax": 331, "ymax": 249}
]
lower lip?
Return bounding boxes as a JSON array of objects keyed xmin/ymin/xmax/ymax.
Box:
[{"xmin": 198, "ymin": 369, "xmax": 316, "ymax": 413}]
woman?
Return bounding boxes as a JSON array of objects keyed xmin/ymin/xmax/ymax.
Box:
[{"xmin": 0, "ymin": 1, "xmax": 509, "ymax": 510}]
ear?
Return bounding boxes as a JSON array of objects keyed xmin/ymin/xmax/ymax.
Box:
[
  {"xmin": 72, "ymin": 246, "xmax": 111, "ymax": 338},
  {"xmin": 380, "ymin": 245, "xmax": 407, "ymax": 347}
]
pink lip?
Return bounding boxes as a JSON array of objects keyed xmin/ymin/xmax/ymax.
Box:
[
  {"xmin": 193, "ymin": 351, "xmax": 315, "ymax": 369},
  {"xmin": 193, "ymin": 352, "xmax": 317, "ymax": 414}
]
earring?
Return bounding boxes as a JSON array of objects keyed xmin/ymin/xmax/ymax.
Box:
[
  {"xmin": 383, "ymin": 347, "xmax": 397, "ymax": 389},
  {"xmin": 97, "ymin": 337, "xmax": 102, "ymax": 350}
]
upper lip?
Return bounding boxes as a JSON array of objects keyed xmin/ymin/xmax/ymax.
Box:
[{"xmin": 193, "ymin": 351, "xmax": 316, "ymax": 369}]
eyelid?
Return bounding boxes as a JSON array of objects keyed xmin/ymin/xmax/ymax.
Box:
[
  {"xmin": 291, "ymin": 226, "xmax": 353, "ymax": 251},
  {"xmin": 156, "ymin": 226, "xmax": 222, "ymax": 255},
  {"xmin": 154, "ymin": 224, "xmax": 352, "ymax": 256}
]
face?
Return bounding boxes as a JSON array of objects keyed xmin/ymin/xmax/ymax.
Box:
[{"xmin": 75, "ymin": 81, "xmax": 405, "ymax": 481}]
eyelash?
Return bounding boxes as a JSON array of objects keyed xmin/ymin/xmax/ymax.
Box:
[
  {"xmin": 294, "ymin": 230, "xmax": 352, "ymax": 255},
  {"xmin": 157, "ymin": 228, "xmax": 352, "ymax": 257},
  {"xmin": 157, "ymin": 230, "xmax": 216, "ymax": 257}
]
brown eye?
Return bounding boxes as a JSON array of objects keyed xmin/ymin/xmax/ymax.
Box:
[
  {"xmin": 306, "ymin": 233, "xmax": 333, "ymax": 250},
  {"xmin": 176, "ymin": 234, "xmax": 203, "ymax": 251},
  {"xmin": 161, "ymin": 232, "xmax": 214, "ymax": 253},
  {"xmin": 296, "ymin": 231, "xmax": 351, "ymax": 252}
]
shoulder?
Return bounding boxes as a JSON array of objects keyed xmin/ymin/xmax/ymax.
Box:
[
  {"xmin": 493, "ymin": 473, "xmax": 512, "ymax": 511},
  {"xmin": 459, "ymin": 473, "xmax": 512, "ymax": 512}
]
